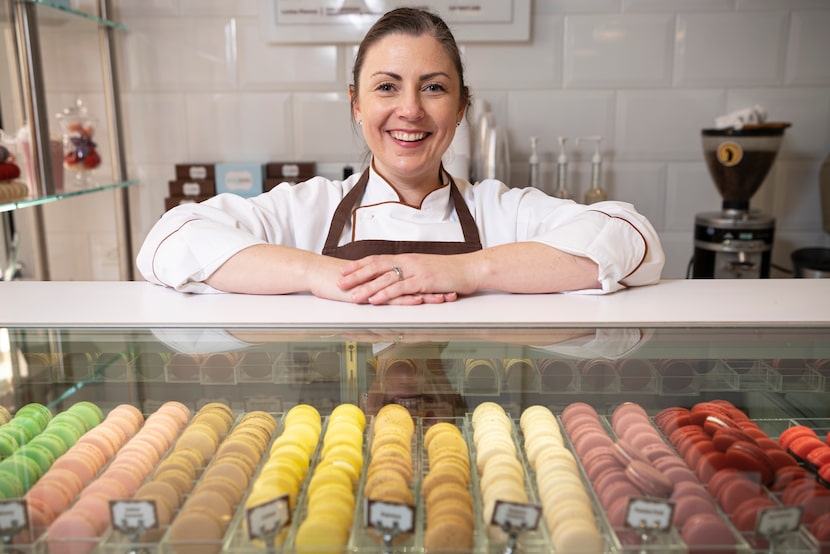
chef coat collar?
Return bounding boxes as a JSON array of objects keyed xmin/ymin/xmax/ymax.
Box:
[{"xmin": 363, "ymin": 159, "xmax": 452, "ymax": 212}]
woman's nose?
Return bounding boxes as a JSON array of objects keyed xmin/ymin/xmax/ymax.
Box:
[{"xmin": 396, "ymin": 89, "xmax": 424, "ymax": 120}]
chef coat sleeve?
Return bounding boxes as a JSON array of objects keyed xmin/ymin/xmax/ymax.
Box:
[
  {"xmin": 527, "ymin": 199, "xmax": 665, "ymax": 294},
  {"xmin": 136, "ymin": 195, "xmax": 274, "ymax": 293}
]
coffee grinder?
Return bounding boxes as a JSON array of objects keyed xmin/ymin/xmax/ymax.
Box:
[{"xmin": 692, "ymin": 124, "xmax": 790, "ymax": 279}]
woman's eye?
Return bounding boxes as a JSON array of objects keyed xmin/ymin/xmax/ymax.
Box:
[
  {"xmin": 376, "ymin": 83, "xmax": 395, "ymax": 92},
  {"xmin": 424, "ymin": 83, "xmax": 446, "ymax": 93}
]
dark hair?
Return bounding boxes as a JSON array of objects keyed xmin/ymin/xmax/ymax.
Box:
[{"xmin": 350, "ymin": 8, "xmax": 470, "ymax": 116}]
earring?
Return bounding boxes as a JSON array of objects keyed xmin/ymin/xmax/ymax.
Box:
[
  {"xmin": 456, "ymin": 121, "xmax": 461, "ymax": 127},
  {"xmin": 359, "ymin": 120, "xmax": 363, "ymax": 126}
]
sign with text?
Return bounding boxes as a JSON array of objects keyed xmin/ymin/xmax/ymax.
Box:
[{"xmin": 260, "ymin": 0, "xmax": 530, "ymax": 42}]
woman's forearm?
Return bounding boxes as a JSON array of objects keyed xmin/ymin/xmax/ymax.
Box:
[
  {"xmin": 463, "ymin": 242, "xmax": 600, "ymax": 294},
  {"xmin": 205, "ymin": 244, "xmax": 345, "ymax": 296}
]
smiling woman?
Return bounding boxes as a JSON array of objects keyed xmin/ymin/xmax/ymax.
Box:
[{"xmin": 136, "ymin": 7, "xmax": 665, "ymax": 304}]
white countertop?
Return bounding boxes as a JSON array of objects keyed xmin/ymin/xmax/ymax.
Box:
[{"xmin": 1, "ymin": 279, "xmax": 829, "ymax": 328}]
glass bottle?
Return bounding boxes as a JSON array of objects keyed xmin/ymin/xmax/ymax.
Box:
[{"xmin": 56, "ymin": 98, "xmax": 101, "ymax": 189}]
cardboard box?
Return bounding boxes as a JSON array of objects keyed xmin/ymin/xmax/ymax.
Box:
[
  {"xmin": 175, "ymin": 163, "xmax": 215, "ymax": 180},
  {"xmin": 266, "ymin": 162, "xmax": 316, "ymax": 179},
  {"xmin": 216, "ymin": 163, "xmax": 265, "ymax": 198},
  {"xmin": 165, "ymin": 196, "xmax": 211, "ymax": 211},
  {"xmin": 168, "ymin": 179, "xmax": 215, "ymax": 197}
]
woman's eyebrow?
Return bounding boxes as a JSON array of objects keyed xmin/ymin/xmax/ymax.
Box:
[{"xmin": 369, "ymin": 71, "xmax": 451, "ymax": 81}]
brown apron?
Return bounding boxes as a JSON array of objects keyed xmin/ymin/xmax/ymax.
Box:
[{"xmin": 322, "ymin": 168, "xmax": 483, "ymax": 260}]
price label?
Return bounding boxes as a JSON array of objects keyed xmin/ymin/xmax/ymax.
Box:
[
  {"xmin": 246, "ymin": 495, "xmax": 291, "ymax": 541},
  {"xmin": 625, "ymin": 497, "xmax": 674, "ymax": 532},
  {"xmin": 490, "ymin": 500, "xmax": 542, "ymax": 532},
  {"xmin": 110, "ymin": 500, "xmax": 158, "ymax": 533},
  {"xmin": 366, "ymin": 500, "xmax": 415, "ymax": 534},
  {"xmin": 0, "ymin": 499, "xmax": 28, "ymax": 535},
  {"xmin": 757, "ymin": 505, "xmax": 802, "ymax": 537}
]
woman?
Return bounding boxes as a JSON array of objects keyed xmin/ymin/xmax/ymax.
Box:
[{"xmin": 137, "ymin": 8, "xmax": 664, "ymax": 305}]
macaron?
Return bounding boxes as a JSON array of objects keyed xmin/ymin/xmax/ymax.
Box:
[
  {"xmin": 46, "ymin": 508, "xmax": 101, "ymax": 554},
  {"xmin": 67, "ymin": 401, "xmax": 104, "ymax": 430},
  {"xmin": 680, "ymin": 513, "xmax": 737, "ymax": 550},
  {"xmin": 14, "ymin": 403, "xmax": 52, "ymax": 430},
  {"xmin": 625, "ymin": 460, "xmax": 673, "ymax": 498},
  {"xmin": 0, "ymin": 432, "xmax": 20, "ymax": 459}
]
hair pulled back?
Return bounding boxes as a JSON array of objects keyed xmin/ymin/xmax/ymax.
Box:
[{"xmin": 350, "ymin": 8, "xmax": 470, "ymax": 115}]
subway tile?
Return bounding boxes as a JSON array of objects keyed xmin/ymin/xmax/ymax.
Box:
[
  {"xmin": 725, "ymin": 88, "xmax": 830, "ymax": 159},
  {"xmin": 119, "ymin": 18, "xmax": 238, "ymax": 91},
  {"xmin": 771, "ymin": 160, "xmax": 824, "ymax": 232},
  {"xmin": 178, "ymin": 0, "xmax": 257, "ymax": 16},
  {"xmin": 506, "ymin": 90, "xmax": 615, "ymax": 162},
  {"xmin": 463, "ymin": 15, "xmax": 562, "ymax": 89},
  {"xmin": 293, "ymin": 93, "xmax": 364, "ymax": 163},
  {"xmin": 121, "ymin": 94, "xmax": 190, "ymax": 164},
  {"xmin": 785, "ymin": 11, "xmax": 830, "ymax": 85},
  {"xmin": 607, "ymin": 162, "xmax": 667, "ymax": 231},
  {"xmin": 127, "ymin": 163, "xmax": 175, "ymax": 241},
  {"xmin": 563, "ymin": 14, "xmax": 674, "ymax": 88},
  {"xmin": 184, "ymin": 93, "xmax": 292, "ymax": 161},
  {"xmin": 111, "ymin": 0, "xmax": 179, "ymax": 17},
  {"xmin": 41, "ymin": 24, "xmax": 105, "ymax": 93},
  {"xmin": 88, "ymin": 232, "xmax": 121, "ymax": 280},
  {"xmin": 43, "ymin": 230, "xmax": 91, "ymax": 280},
  {"xmin": 623, "ymin": 0, "xmax": 732, "ymax": 11},
  {"xmin": 736, "ymin": 0, "xmax": 829, "ymax": 9},
  {"xmin": 535, "ymin": 0, "xmax": 621, "ymax": 13},
  {"xmin": 675, "ymin": 13, "xmax": 788, "ymax": 86},
  {"xmin": 657, "ymin": 231, "xmax": 695, "ymax": 280},
  {"xmin": 616, "ymin": 90, "xmax": 726, "ymax": 160},
  {"xmin": 237, "ymin": 19, "xmax": 339, "ymax": 90}
]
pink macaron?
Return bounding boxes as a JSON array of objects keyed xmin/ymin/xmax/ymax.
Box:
[{"xmin": 625, "ymin": 459, "xmax": 673, "ymax": 498}]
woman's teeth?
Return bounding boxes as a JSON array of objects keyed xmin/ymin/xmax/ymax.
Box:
[{"xmin": 390, "ymin": 131, "xmax": 427, "ymax": 142}]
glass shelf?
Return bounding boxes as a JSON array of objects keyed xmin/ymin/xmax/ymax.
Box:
[
  {"xmin": 28, "ymin": 0, "xmax": 127, "ymax": 30},
  {"xmin": 0, "ymin": 180, "xmax": 138, "ymax": 213}
]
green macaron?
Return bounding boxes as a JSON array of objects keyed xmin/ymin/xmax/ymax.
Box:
[
  {"xmin": 67, "ymin": 401, "xmax": 104, "ymax": 430},
  {"xmin": 0, "ymin": 454, "xmax": 41, "ymax": 491},
  {"xmin": 14, "ymin": 402, "xmax": 52, "ymax": 430},
  {"xmin": 10, "ymin": 416, "xmax": 41, "ymax": 444},
  {"xmin": 0, "ymin": 468, "xmax": 23, "ymax": 499},
  {"xmin": 15, "ymin": 443, "xmax": 55, "ymax": 475},
  {"xmin": 42, "ymin": 421, "xmax": 82, "ymax": 449},
  {"xmin": 27, "ymin": 432, "xmax": 67, "ymax": 459},
  {"xmin": 0, "ymin": 431, "xmax": 19, "ymax": 459},
  {"xmin": 48, "ymin": 410, "xmax": 89, "ymax": 435},
  {"xmin": 0, "ymin": 421, "xmax": 30, "ymax": 446}
]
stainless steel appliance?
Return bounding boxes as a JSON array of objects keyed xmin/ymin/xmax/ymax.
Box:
[{"xmin": 692, "ymin": 124, "xmax": 789, "ymax": 279}]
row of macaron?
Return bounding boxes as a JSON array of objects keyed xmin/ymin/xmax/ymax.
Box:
[
  {"xmin": 4, "ymin": 398, "xmax": 829, "ymax": 553},
  {"xmin": 7, "ymin": 399, "xmax": 282, "ymax": 554},
  {"xmin": 0, "ymin": 401, "xmax": 108, "ymax": 499},
  {"xmin": 655, "ymin": 400, "xmax": 830, "ymax": 547}
]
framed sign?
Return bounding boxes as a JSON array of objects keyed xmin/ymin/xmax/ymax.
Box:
[{"xmin": 258, "ymin": 0, "xmax": 531, "ymax": 43}]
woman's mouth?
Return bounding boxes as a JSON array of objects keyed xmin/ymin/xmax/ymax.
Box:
[{"xmin": 389, "ymin": 130, "xmax": 429, "ymax": 142}]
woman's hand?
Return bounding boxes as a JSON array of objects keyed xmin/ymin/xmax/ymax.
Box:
[{"xmin": 337, "ymin": 253, "xmax": 475, "ymax": 305}]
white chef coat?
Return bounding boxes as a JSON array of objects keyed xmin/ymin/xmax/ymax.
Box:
[{"xmin": 136, "ymin": 167, "xmax": 664, "ymax": 294}]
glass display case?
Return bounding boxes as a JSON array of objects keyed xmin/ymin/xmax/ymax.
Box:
[{"xmin": 0, "ymin": 281, "xmax": 829, "ymax": 553}]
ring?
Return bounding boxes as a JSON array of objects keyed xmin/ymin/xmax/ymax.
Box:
[{"xmin": 391, "ymin": 265, "xmax": 404, "ymax": 281}]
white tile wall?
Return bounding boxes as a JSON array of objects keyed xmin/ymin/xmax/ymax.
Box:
[{"xmin": 18, "ymin": 0, "xmax": 830, "ymax": 282}]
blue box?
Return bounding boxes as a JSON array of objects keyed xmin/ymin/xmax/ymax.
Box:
[{"xmin": 216, "ymin": 163, "xmax": 265, "ymax": 198}]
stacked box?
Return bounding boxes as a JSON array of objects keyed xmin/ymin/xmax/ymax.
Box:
[
  {"xmin": 164, "ymin": 163, "xmax": 217, "ymax": 211},
  {"xmin": 264, "ymin": 161, "xmax": 316, "ymax": 191}
]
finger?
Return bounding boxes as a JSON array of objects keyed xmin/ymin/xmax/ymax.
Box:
[{"xmin": 339, "ymin": 263, "xmax": 401, "ymax": 291}]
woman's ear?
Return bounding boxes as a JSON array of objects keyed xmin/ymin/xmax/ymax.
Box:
[{"xmin": 349, "ymin": 85, "xmax": 361, "ymax": 123}]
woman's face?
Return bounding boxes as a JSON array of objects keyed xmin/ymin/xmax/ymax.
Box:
[{"xmin": 353, "ymin": 33, "xmax": 466, "ymax": 190}]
